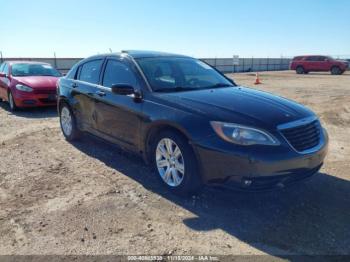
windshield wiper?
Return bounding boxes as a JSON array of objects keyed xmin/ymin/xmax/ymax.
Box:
[
  {"xmin": 154, "ymin": 86, "xmax": 198, "ymax": 93},
  {"xmin": 205, "ymin": 83, "xmax": 234, "ymax": 89}
]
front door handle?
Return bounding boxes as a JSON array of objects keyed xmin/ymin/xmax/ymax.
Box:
[{"xmin": 96, "ymin": 90, "xmax": 106, "ymax": 97}]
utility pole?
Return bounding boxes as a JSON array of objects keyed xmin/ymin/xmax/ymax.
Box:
[{"xmin": 54, "ymin": 52, "xmax": 57, "ymax": 69}]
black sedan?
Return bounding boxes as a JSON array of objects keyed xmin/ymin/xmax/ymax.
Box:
[{"xmin": 57, "ymin": 51, "xmax": 328, "ymax": 195}]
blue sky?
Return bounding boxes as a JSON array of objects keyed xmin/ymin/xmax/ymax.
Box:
[{"xmin": 1, "ymin": 0, "xmax": 349, "ymax": 58}]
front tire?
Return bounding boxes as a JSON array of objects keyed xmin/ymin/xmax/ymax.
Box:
[
  {"xmin": 331, "ymin": 66, "xmax": 341, "ymax": 75},
  {"xmin": 296, "ymin": 66, "xmax": 305, "ymax": 74},
  {"xmin": 59, "ymin": 103, "xmax": 80, "ymax": 141},
  {"xmin": 8, "ymin": 91, "xmax": 17, "ymax": 112},
  {"xmin": 151, "ymin": 130, "xmax": 202, "ymax": 196}
]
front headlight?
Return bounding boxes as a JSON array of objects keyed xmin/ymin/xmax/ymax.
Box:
[
  {"xmin": 210, "ymin": 121, "xmax": 280, "ymax": 146},
  {"xmin": 16, "ymin": 84, "xmax": 33, "ymax": 92}
]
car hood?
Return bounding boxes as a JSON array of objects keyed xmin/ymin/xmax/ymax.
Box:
[
  {"xmin": 14, "ymin": 76, "xmax": 59, "ymax": 90},
  {"xmin": 156, "ymin": 86, "xmax": 315, "ymax": 129}
]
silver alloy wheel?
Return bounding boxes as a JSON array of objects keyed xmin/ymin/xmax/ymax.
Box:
[
  {"xmin": 156, "ymin": 138, "xmax": 185, "ymax": 187},
  {"xmin": 9, "ymin": 93, "xmax": 14, "ymax": 110},
  {"xmin": 60, "ymin": 106, "xmax": 73, "ymax": 136}
]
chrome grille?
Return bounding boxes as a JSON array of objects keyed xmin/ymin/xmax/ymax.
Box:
[{"xmin": 280, "ymin": 120, "xmax": 321, "ymax": 152}]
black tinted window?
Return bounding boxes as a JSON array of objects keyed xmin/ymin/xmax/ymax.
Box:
[
  {"xmin": 306, "ymin": 56, "xmax": 325, "ymax": 62},
  {"xmin": 293, "ymin": 56, "xmax": 304, "ymax": 61},
  {"xmin": 79, "ymin": 60, "xmax": 103, "ymax": 84},
  {"xmin": 102, "ymin": 60, "xmax": 137, "ymax": 88},
  {"xmin": 137, "ymin": 57, "xmax": 232, "ymax": 92}
]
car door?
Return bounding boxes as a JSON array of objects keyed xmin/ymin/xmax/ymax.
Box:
[
  {"xmin": 322, "ymin": 56, "xmax": 333, "ymax": 71},
  {"xmin": 0, "ymin": 63, "xmax": 10, "ymax": 99},
  {"xmin": 304, "ymin": 56, "xmax": 318, "ymax": 71},
  {"xmin": 72, "ymin": 59, "xmax": 104, "ymax": 131},
  {"xmin": 314, "ymin": 56, "xmax": 328, "ymax": 71},
  {"xmin": 0, "ymin": 63, "xmax": 5, "ymax": 99},
  {"xmin": 94, "ymin": 58, "xmax": 143, "ymax": 150}
]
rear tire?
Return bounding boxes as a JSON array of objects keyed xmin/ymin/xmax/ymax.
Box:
[
  {"xmin": 151, "ymin": 130, "xmax": 202, "ymax": 196},
  {"xmin": 331, "ymin": 66, "xmax": 341, "ymax": 75},
  {"xmin": 8, "ymin": 91, "xmax": 17, "ymax": 112},
  {"xmin": 59, "ymin": 103, "xmax": 80, "ymax": 141},
  {"xmin": 296, "ymin": 66, "xmax": 305, "ymax": 74}
]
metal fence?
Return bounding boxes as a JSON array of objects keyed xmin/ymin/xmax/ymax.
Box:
[
  {"xmin": 0, "ymin": 56, "xmax": 292, "ymax": 74},
  {"xmin": 201, "ymin": 57, "xmax": 291, "ymax": 73},
  {"xmin": 1, "ymin": 56, "xmax": 349, "ymax": 74}
]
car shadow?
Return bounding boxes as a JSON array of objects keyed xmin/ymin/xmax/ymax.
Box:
[
  {"xmin": 0, "ymin": 101, "xmax": 57, "ymax": 118},
  {"xmin": 71, "ymin": 135, "xmax": 350, "ymax": 257},
  {"xmin": 304, "ymin": 72, "xmax": 350, "ymax": 76}
]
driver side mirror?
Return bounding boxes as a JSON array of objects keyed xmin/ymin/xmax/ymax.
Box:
[{"xmin": 111, "ymin": 84, "xmax": 135, "ymax": 95}]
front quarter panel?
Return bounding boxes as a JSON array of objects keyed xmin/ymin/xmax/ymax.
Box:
[
  {"xmin": 57, "ymin": 77, "xmax": 73, "ymax": 106},
  {"xmin": 140, "ymin": 93, "xmax": 214, "ymax": 151}
]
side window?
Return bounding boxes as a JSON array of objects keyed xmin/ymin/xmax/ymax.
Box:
[
  {"xmin": 3, "ymin": 64, "xmax": 9, "ymax": 75},
  {"xmin": 102, "ymin": 60, "xmax": 137, "ymax": 88},
  {"xmin": 0, "ymin": 63, "xmax": 4, "ymax": 72},
  {"xmin": 79, "ymin": 60, "xmax": 103, "ymax": 84},
  {"xmin": 66, "ymin": 64, "xmax": 78, "ymax": 79},
  {"xmin": 306, "ymin": 57, "xmax": 316, "ymax": 61}
]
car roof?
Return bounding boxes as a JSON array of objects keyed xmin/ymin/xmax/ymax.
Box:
[
  {"xmin": 85, "ymin": 50, "xmax": 190, "ymax": 61},
  {"xmin": 294, "ymin": 55, "xmax": 328, "ymax": 58},
  {"xmin": 121, "ymin": 50, "xmax": 190, "ymax": 59}
]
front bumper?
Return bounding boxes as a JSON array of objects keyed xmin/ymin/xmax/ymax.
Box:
[
  {"xmin": 193, "ymin": 131, "xmax": 328, "ymax": 189},
  {"xmin": 13, "ymin": 90, "xmax": 57, "ymax": 107}
]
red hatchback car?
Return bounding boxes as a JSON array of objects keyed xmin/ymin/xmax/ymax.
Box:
[
  {"xmin": 0, "ymin": 61, "xmax": 61, "ymax": 111},
  {"xmin": 290, "ymin": 55, "xmax": 348, "ymax": 75}
]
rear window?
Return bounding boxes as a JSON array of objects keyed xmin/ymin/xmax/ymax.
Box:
[{"xmin": 293, "ymin": 56, "xmax": 304, "ymax": 61}]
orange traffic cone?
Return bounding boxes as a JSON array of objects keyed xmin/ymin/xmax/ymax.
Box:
[{"xmin": 254, "ymin": 72, "xmax": 262, "ymax": 85}]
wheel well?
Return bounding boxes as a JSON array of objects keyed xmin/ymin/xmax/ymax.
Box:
[
  {"xmin": 58, "ymin": 98, "xmax": 69, "ymax": 110},
  {"xmin": 145, "ymin": 125, "xmax": 191, "ymax": 163}
]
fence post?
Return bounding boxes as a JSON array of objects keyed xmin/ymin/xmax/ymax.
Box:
[
  {"xmin": 267, "ymin": 57, "xmax": 269, "ymax": 71},
  {"xmin": 280, "ymin": 56, "xmax": 283, "ymax": 71},
  {"xmin": 251, "ymin": 56, "xmax": 254, "ymax": 72}
]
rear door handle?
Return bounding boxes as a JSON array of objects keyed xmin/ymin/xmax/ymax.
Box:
[
  {"xmin": 71, "ymin": 83, "xmax": 78, "ymax": 88},
  {"xmin": 96, "ymin": 90, "xmax": 106, "ymax": 97}
]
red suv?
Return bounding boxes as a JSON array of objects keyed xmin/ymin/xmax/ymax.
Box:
[
  {"xmin": 0, "ymin": 61, "xmax": 61, "ymax": 111},
  {"xmin": 290, "ymin": 55, "xmax": 348, "ymax": 75}
]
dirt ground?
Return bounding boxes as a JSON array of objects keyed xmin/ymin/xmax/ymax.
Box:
[{"xmin": 0, "ymin": 71, "xmax": 349, "ymax": 256}]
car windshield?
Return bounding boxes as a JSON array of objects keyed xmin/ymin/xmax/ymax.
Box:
[
  {"xmin": 11, "ymin": 63, "xmax": 61, "ymax": 77},
  {"xmin": 136, "ymin": 57, "xmax": 234, "ymax": 92}
]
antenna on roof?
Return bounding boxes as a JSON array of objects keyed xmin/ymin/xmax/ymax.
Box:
[{"xmin": 109, "ymin": 48, "xmax": 113, "ymax": 53}]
